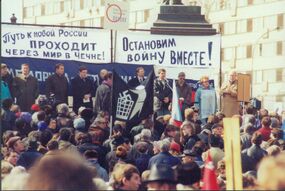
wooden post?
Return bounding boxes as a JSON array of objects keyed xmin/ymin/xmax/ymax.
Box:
[{"xmin": 223, "ymin": 118, "xmax": 243, "ymax": 190}]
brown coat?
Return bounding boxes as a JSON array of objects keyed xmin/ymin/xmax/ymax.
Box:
[{"xmin": 220, "ymin": 81, "xmax": 239, "ymax": 117}]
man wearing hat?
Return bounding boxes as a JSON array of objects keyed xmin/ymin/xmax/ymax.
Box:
[
  {"xmin": 144, "ymin": 164, "xmax": 177, "ymax": 190},
  {"xmin": 180, "ymin": 149, "xmax": 197, "ymax": 164}
]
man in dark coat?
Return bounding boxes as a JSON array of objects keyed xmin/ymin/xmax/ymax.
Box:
[
  {"xmin": 71, "ymin": 66, "xmax": 96, "ymax": 114},
  {"xmin": 153, "ymin": 68, "xmax": 172, "ymax": 117},
  {"xmin": 12, "ymin": 63, "xmax": 39, "ymax": 112},
  {"xmin": 176, "ymin": 72, "xmax": 192, "ymax": 118},
  {"xmin": 45, "ymin": 63, "xmax": 68, "ymax": 105},
  {"xmin": 94, "ymin": 72, "xmax": 112, "ymax": 115},
  {"xmin": 127, "ymin": 67, "xmax": 145, "ymax": 88}
]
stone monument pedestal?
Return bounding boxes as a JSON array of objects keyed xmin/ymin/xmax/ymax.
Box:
[{"xmin": 151, "ymin": 5, "xmax": 216, "ymax": 35}]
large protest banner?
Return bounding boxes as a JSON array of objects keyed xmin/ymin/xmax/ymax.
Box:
[
  {"xmin": 1, "ymin": 23, "xmax": 111, "ymax": 63},
  {"xmin": 115, "ymin": 31, "xmax": 220, "ymax": 68}
]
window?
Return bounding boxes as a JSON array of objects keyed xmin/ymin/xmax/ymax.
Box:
[
  {"xmin": 45, "ymin": 3, "xmax": 53, "ymax": 15},
  {"xmin": 144, "ymin": 10, "xmax": 150, "ymax": 22},
  {"xmin": 276, "ymin": 68, "xmax": 283, "ymax": 82},
  {"xmin": 219, "ymin": 23, "xmax": 224, "ymax": 34},
  {"xmin": 224, "ymin": 21, "xmax": 236, "ymax": 34},
  {"xmin": 60, "ymin": 1, "xmax": 64, "ymax": 12},
  {"xmin": 246, "ymin": 45, "xmax": 252, "ymax": 58},
  {"xmin": 236, "ymin": 46, "xmax": 246, "ymax": 59},
  {"xmin": 24, "ymin": 6, "xmax": 34, "ymax": 18},
  {"xmin": 224, "ymin": 47, "xmax": 234, "ymax": 60},
  {"xmin": 277, "ymin": 14, "xmax": 284, "ymax": 28},
  {"xmin": 263, "ymin": 43, "xmax": 275, "ymax": 56},
  {"xmin": 247, "ymin": 18, "xmax": 252, "ymax": 32},
  {"xmin": 84, "ymin": 0, "xmax": 93, "ymax": 8},
  {"xmin": 41, "ymin": 4, "xmax": 45, "ymax": 15},
  {"xmin": 34, "ymin": 5, "xmax": 41, "ymax": 16},
  {"xmin": 237, "ymin": 19, "xmax": 247, "ymax": 33},
  {"xmin": 64, "ymin": 0, "xmax": 72, "ymax": 12},
  {"xmin": 253, "ymin": 17, "xmax": 263, "ymax": 32},
  {"xmin": 80, "ymin": 20, "xmax": 85, "ymax": 26},
  {"xmin": 80, "ymin": 0, "xmax": 84, "ymax": 9},
  {"xmin": 277, "ymin": 41, "xmax": 283, "ymax": 55},
  {"xmin": 238, "ymin": 0, "xmax": 247, "ymax": 7},
  {"xmin": 264, "ymin": 15, "xmax": 277, "ymax": 29},
  {"xmin": 54, "ymin": 2, "xmax": 61, "ymax": 14}
]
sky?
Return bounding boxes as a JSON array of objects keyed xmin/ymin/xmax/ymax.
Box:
[{"xmin": 1, "ymin": 0, "xmax": 23, "ymax": 23}]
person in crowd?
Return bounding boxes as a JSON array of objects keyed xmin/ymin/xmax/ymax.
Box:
[
  {"xmin": 202, "ymin": 134, "xmax": 224, "ymax": 168},
  {"xmin": 58, "ymin": 128, "xmax": 78, "ymax": 154},
  {"xmin": 180, "ymin": 121, "xmax": 200, "ymax": 151},
  {"xmin": 128, "ymin": 67, "xmax": 146, "ymax": 88},
  {"xmin": 169, "ymin": 141, "xmax": 181, "ymax": 157},
  {"xmin": 176, "ymin": 162, "xmax": 201, "ymax": 190},
  {"xmin": 1, "ymin": 64, "xmax": 13, "ymax": 101},
  {"xmin": 4, "ymin": 150, "xmax": 19, "ymax": 166},
  {"xmin": 45, "ymin": 63, "xmax": 68, "ymax": 105},
  {"xmin": 111, "ymin": 163, "xmax": 141, "ymax": 191},
  {"xmin": 145, "ymin": 164, "xmax": 177, "ymax": 190},
  {"xmin": 148, "ymin": 138, "xmax": 180, "ymax": 169},
  {"xmin": 17, "ymin": 138, "xmax": 43, "ymax": 170},
  {"xmin": 184, "ymin": 108, "xmax": 202, "ymax": 134},
  {"xmin": 71, "ymin": 66, "xmax": 95, "ymax": 114},
  {"xmin": 25, "ymin": 152, "xmax": 97, "ymax": 190},
  {"xmin": 257, "ymin": 153, "xmax": 285, "ymax": 190},
  {"xmin": 6, "ymin": 136, "xmax": 26, "ymax": 154},
  {"xmin": 258, "ymin": 116, "xmax": 272, "ymax": 141},
  {"xmin": 1, "ymin": 98, "xmax": 16, "ymax": 132},
  {"xmin": 154, "ymin": 68, "xmax": 172, "ymax": 117},
  {"xmin": 1, "ymin": 63, "xmax": 13, "ymax": 94},
  {"xmin": 241, "ymin": 131, "xmax": 267, "ymax": 172},
  {"xmin": 195, "ymin": 75, "xmax": 217, "ymax": 124},
  {"xmin": 84, "ymin": 149, "xmax": 109, "ymax": 182},
  {"xmin": 176, "ymin": 72, "xmax": 192, "ymax": 118},
  {"xmin": 180, "ymin": 149, "xmax": 197, "ymax": 164},
  {"xmin": 220, "ymin": 70, "xmax": 239, "ymax": 117},
  {"xmin": 98, "ymin": 68, "xmax": 108, "ymax": 85},
  {"xmin": 94, "ymin": 71, "xmax": 112, "ymax": 115},
  {"xmin": 241, "ymin": 123, "xmax": 255, "ymax": 150},
  {"xmin": 12, "ymin": 63, "xmax": 39, "ymax": 112}
]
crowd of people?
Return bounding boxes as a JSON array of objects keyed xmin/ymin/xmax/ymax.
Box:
[{"xmin": 1, "ymin": 62, "xmax": 285, "ymax": 190}]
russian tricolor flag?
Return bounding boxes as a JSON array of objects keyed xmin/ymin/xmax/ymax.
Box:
[{"xmin": 171, "ymin": 80, "xmax": 183, "ymax": 127}]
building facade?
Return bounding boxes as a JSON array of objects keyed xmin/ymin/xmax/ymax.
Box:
[{"xmin": 22, "ymin": 0, "xmax": 285, "ymax": 111}]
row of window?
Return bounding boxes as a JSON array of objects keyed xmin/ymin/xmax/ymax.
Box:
[
  {"xmin": 222, "ymin": 41, "xmax": 284, "ymax": 60},
  {"xmin": 214, "ymin": 0, "xmax": 280, "ymax": 11},
  {"xmin": 213, "ymin": 14, "xmax": 284, "ymax": 35},
  {"xmin": 253, "ymin": 68, "xmax": 284, "ymax": 84},
  {"xmin": 23, "ymin": 0, "xmax": 105, "ymax": 18}
]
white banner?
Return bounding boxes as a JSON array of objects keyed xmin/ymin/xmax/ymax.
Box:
[
  {"xmin": 115, "ymin": 32, "xmax": 221, "ymax": 68},
  {"xmin": 1, "ymin": 24, "xmax": 111, "ymax": 63}
]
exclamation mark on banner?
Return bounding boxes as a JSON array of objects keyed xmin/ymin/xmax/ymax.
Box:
[
  {"xmin": 102, "ymin": 51, "xmax": 105, "ymax": 60},
  {"xmin": 208, "ymin": 41, "xmax": 212, "ymax": 66}
]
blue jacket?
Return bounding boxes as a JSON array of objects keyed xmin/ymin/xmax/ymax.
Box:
[{"xmin": 148, "ymin": 151, "xmax": 180, "ymax": 169}]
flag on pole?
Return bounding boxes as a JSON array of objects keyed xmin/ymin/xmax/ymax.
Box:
[
  {"xmin": 171, "ymin": 80, "xmax": 183, "ymax": 127},
  {"xmin": 112, "ymin": 70, "xmax": 154, "ymax": 125},
  {"xmin": 202, "ymin": 153, "xmax": 219, "ymax": 190}
]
